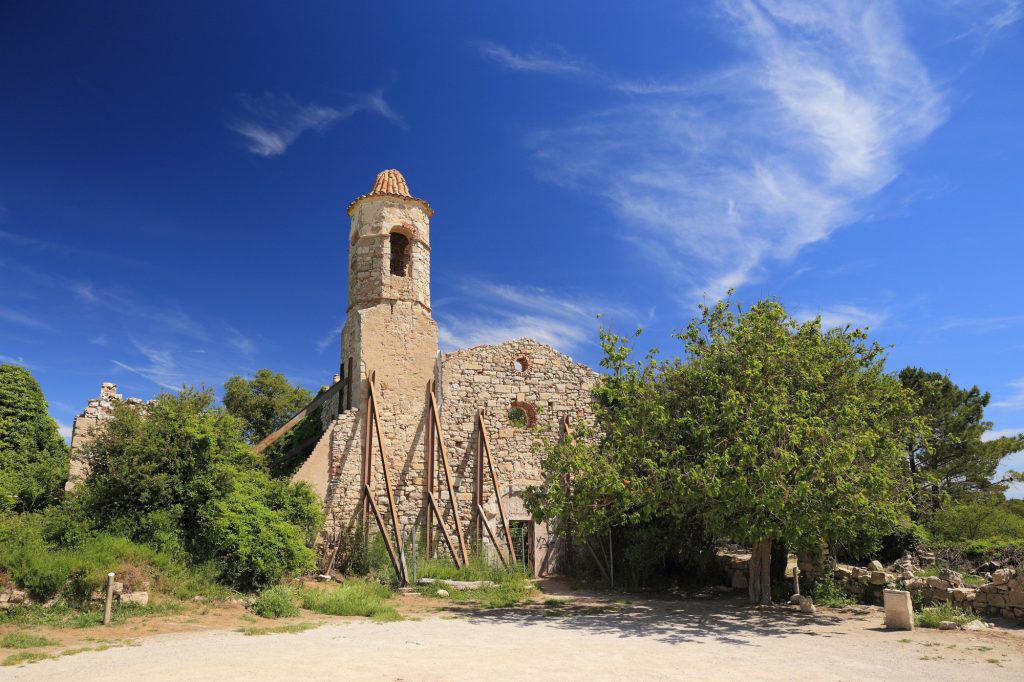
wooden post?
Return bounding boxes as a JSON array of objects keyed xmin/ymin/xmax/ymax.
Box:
[
  {"xmin": 793, "ymin": 566, "xmax": 800, "ymax": 596},
  {"xmin": 102, "ymin": 572, "xmax": 115, "ymax": 625}
]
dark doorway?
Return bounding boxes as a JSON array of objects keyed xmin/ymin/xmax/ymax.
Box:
[{"xmin": 508, "ymin": 520, "xmax": 532, "ymax": 574}]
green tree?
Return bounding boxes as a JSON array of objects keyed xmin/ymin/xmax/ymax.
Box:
[
  {"xmin": 0, "ymin": 364, "xmax": 69, "ymax": 512},
  {"xmin": 223, "ymin": 369, "xmax": 313, "ymax": 444},
  {"xmin": 672, "ymin": 299, "xmax": 918, "ymax": 603},
  {"xmin": 76, "ymin": 387, "xmax": 320, "ymax": 589},
  {"xmin": 899, "ymin": 367, "xmax": 1024, "ymax": 511},
  {"xmin": 530, "ymin": 297, "xmax": 919, "ymax": 603}
]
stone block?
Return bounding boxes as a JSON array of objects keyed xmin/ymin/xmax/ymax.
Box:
[
  {"xmin": 926, "ymin": 576, "xmax": 949, "ymax": 590},
  {"xmin": 868, "ymin": 560, "xmax": 884, "ymax": 572},
  {"xmin": 118, "ymin": 591, "xmax": 149, "ymax": 606},
  {"xmin": 938, "ymin": 621, "xmax": 957, "ymax": 630},
  {"xmin": 870, "ymin": 571, "xmax": 888, "ymax": 586},
  {"xmin": 992, "ymin": 568, "xmax": 1012, "ymax": 585},
  {"xmin": 731, "ymin": 570, "xmax": 748, "ymax": 589},
  {"xmin": 883, "ymin": 590, "xmax": 914, "ymax": 631}
]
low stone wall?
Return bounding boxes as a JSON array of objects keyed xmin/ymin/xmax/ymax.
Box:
[{"xmin": 716, "ymin": 549, "xmax": 1024, "ymax": 622}]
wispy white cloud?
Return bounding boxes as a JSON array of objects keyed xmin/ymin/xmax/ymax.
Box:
[
  {"xmin": 952, "ymin": 0, "xmax": 1023, "ymax": 45},
  {"xmin": 982, "ymin": 428, "xmax": 1023, "ymax": 442},
  {"xmin": 436, "ymin": 281, "xmax": 635, "ymax": 354},
  {"xmin": 73, "ymin": 282, "xmax": 98, "ymax": 303},
  {"xmin": 56, "ymin": 420, "xmax": 73, "ymax": 442},
  {"xmin": 0, "ymin": 305, "xmax": 48, "ymax": 329},
  {"xmin": 113, "ymin": 342, "xmax": 183, "ymax": 392},
  {"xmin": 941, "ymin": 314, "xmax": 1024, "ymax": 333},
  {"xmin": 993, "ymin": 377, "xmax": 1024, "ymax": 409},
  {"xmin": 0, "ymin": 353, "xmax": 30, "ymax": 366},
  {"xmin": 478, "ymin": 42, "xmax": 588, "ymax": 75},
  {"xmin": 230, "ymin": 91, "xmax": 405, "ymax": 157},
  {"xmin": 490, "ymin": 1, "xmax": 948, "ymax": 302},
  {"xmin": 315, "ymin": 326, "xmax": 342, "ymax": 353},
  {"xmin": 793, "ymin": 304, "xmax": 888, "ymax": 330},
  {"xmin": 226, "ymin": 326, "xmax": 256, "ymax": 356}
]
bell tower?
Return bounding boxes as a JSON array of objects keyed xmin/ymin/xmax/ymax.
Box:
[{"xmin": 340, "ymin": 169, "xmax": 438, "ymax": 419}]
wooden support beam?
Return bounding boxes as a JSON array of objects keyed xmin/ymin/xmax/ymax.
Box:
[
  {"xmin": 477, "ymin": 504, "xmax": 509, "ymax": 567},
  {"xmin": 478, "ymin": 412, "xmax": 516, "ymax": 562},
  {"xmin": 364, "ymin": 486, "xmax": 404, "ymax": 583},
  {"xmin": 253, "ymin": 380, "xmax": 342, "ymax": 454},
  {"xmin": 428, "ymin": 493, "xmax": 462, "ymax": 569},
  {"xmin": 368, "ymin": 376, "xmax": 404, "ymax": 563},
  {"xmin": 429, "ymin": 381, "xmax": 469, "ymax": 565}
]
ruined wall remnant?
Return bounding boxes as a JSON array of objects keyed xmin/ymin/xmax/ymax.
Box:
[{"xmin": 65, "ymin": 382, "xmax": 147, "ymax": 490}]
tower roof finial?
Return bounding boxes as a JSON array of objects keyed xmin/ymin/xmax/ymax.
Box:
[
  {"xmin": 347, "ymin": 168, "xmax": 433, "ymax": 216},
  {"xmin": 369, "ymin": 169, "xmax": 410, "ymax": 197}
]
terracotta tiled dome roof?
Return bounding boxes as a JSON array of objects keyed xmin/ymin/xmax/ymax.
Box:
[
  {"xmin": 370, "ymin": 169, "xmax": 410, "ymax": 197},
  {"xmin": 347, "ymin": 169, "xmax": 433, "ymax": 216}
]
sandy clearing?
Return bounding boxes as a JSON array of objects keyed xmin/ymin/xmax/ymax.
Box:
[{"xmin": 5, "ymin": 596, "xmax": 1024, "ymax": 682}]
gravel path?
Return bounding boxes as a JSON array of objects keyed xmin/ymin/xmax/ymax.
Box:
[{"xmin": 6, "ymin": 598, "xmax": 1024, "ymax": 681}]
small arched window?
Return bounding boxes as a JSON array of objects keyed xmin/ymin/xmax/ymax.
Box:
[{"xmin": 390, "ymin": 232, "xmax": 410, "ymax": 277}]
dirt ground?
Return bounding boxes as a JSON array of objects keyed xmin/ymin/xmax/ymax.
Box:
[{"xmin": 3, "ymin": 582, "xmax": 1024, "ymax": 681}]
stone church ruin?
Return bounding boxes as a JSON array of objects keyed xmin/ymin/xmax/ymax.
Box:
[{"xmin": 67, "ymin": 169, "xmax": 598, "ymax": 583}]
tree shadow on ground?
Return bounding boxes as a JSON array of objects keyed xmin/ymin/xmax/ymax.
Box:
[{"xmin": 446, "ymin": 591, "xmax": 851, "ymax": 647}]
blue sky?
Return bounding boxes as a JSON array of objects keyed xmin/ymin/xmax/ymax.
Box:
[{"xmin": 1, "ymin": 2, "xmax": 1022, "ymax": 493}]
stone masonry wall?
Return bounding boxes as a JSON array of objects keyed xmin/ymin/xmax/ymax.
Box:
[
  {"xmin": 438, "ymin": 338, "xmax": 598, "ymax": 575},
  {"xmin": 317, "ymin": 338, "xmax": 598, "ymax": 576}
]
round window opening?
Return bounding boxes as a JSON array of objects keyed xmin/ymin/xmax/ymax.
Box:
[
  {"xmin": 508, "ymin": 401, "xmax": 537, "ymax": 428},
  {"xmin": 513, "ymin": 355, "xmax": 530, "ymax": 373},
  {"xmin": 508, "ymin": 407, "xmax": 528, "ymax": 428}
]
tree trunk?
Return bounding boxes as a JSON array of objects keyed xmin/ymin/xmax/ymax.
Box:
[{"xmin": 748, "ymin": 539, "xmax": 772, "ymax": 605}]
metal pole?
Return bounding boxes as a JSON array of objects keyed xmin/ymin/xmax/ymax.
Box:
[{"xmin": 102, "ymin": 572, "xmax": 115, "ymax": 625}]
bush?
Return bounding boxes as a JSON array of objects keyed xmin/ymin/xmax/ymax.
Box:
[
  {"xmin": 915, "ymin": 602, "xmax": 981, "ymax": 628},
  {"xmin": 0, "ymin": 512, "xmax": 222, "ymax": 604},
  {"xmin": 809, "ymin": 573, "xmax": 856, "ymax": 607},
  {"xmin": 927, "ymin": 499, "xmax": 1024, "ymax": 548},
  {"xmin": 416, "ymin": 552, "xmax": 532, "ymax": 608},
  {"xmin": 299, "ymin": 580, "xmax": 399, "ymax": 621},
  {"xmin": 75, "ymin": 388, "xmax": 322, "ymax": 591},
  {"xmin": 250, "ymin": 585, "xmax": 300, "ymax": 619}
]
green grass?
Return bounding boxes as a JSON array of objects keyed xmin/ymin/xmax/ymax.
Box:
[
  {"xmin": 1, "ymin": 651, "xmax": 51, "ymax": 666},
  {"xmin": 239, "ymin": 622, "xmax": 322, "ymax": 636},
  {"xmin": 915, "ymin": 602, "xmax": 981, "ymax": 629},
  {"xmin": 249, "ymin": 585, "xmax": 300, "ymax": 619},
  {"xmin": 417, "ymin": 553, "xmax": 529, "ymax": 583},
  {"xmin": 809, "ymin": 573, "xmax": 857, "ymax": 607},
  {"xmin": 0, "ymin": 600, "xmax": 183, "ymax": 629},
  {"xmin": 415, "ymin": 553, "xmax": 533, "ymax": 608},
  {"xmin": 298, "ymin": 580, "xmax": 400, "ymax": 622},
  {"xmin": 0, "ymin": 632, "xmax": 58, "ymax": 649}
]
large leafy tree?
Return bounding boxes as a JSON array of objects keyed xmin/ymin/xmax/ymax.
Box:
[
  {"xmin": 899, "ymin": 367, "xmax": 1024, "ymax": 511},
  {"xmin": 530, "ymin": 298, "xmax": 919, "ymax": 604},
  {"xmin": 223, "ymin": 369, "xmax": 312, "ymax": 444},
  {"xmin": 674, "ymin": 299, "xmax": 919, "ymax": 603},
  {"xmin": 0, "ymin": 364, "xmax": 69, "ymax": 512},
  {"xmin": 77, "ymin": 388, "xmax": 320, "ymax": 589}
]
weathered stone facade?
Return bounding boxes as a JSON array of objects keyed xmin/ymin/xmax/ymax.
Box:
[
  {"xmin": 65, "ymin": 382, "xmax": 146, "ymax": 491},
  {"xmin": 296, "ymin": 170, "xmax": 598, "ymax": 577}
]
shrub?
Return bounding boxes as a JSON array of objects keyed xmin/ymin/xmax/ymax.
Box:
[
  {"xmin": 250, "ymin": 585, "xmax": 300, "ymax": 619},
  {"xmin": 74, "ymin": 388, "xmax": 323, "ymax": 591},
  {"xmin": 915, "ymin": 602, "xmax": 980, "ymax": 628},
  {"xmin": 0, "ymin": 513, "xmax": 221, "ymax": 604},
  {"xmin": 299, "ymin": 579, "xmax": 399, "ymax": 621},
  {"xmin": 809, "ymin": 573, "xmax": 856, "ymax": 607}
]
